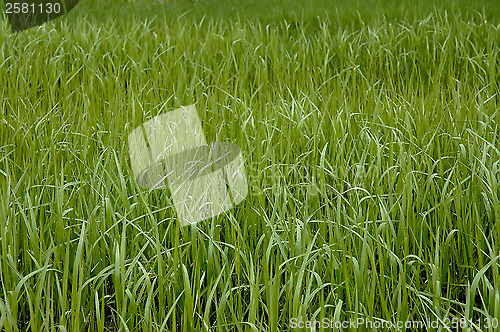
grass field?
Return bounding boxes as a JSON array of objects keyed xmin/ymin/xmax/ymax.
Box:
[{"xmin": 1, "ymin": 0, "xmax": 500, "ymax": 331}]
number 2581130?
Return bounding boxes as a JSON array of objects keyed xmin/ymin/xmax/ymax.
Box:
[{"xmin": 5, "ymin": 2, "xmax": 62, "ymax": 14}]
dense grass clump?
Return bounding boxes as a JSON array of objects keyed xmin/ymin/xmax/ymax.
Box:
[{"xmin": 0, "ymin": 0, "xmax": 499, "ymax": 331}]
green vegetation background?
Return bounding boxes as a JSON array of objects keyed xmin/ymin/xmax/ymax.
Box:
[{"xmin": 1, "ymin": 0, "xmax": 500, "ymax": 331}]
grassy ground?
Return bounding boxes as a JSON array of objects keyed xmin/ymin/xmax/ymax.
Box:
[{"xmin": 1, "ymin": 0, "xmax": 500, "ymax": 331}]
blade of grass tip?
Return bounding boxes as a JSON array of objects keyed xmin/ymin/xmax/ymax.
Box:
[
  {"xmin": 13, "ymin": 267, "xmax": 46, "ymax": 306},
  {"xmin": 333, "ymin": 299, "xmax": 343, "ymax": 329},
  {"xmin": 95, "ymin": 290, "xmax": 104, "ymax": 332}
]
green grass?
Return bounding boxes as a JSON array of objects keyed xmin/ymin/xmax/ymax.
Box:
[{"xmin": 0, "ymin": 0, "xmax": 499, "ymax": 331}]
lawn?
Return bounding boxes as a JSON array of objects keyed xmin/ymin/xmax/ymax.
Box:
[{"xmin": 0, "ymin": 0, "xmax": 499, "ymax": 331}]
